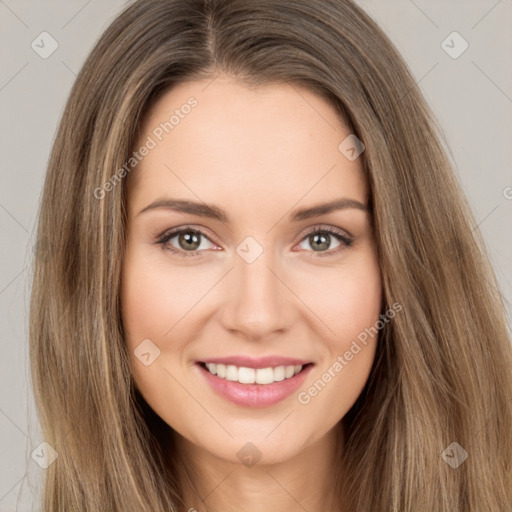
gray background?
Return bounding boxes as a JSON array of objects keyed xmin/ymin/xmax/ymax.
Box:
[{"xmin": 1, "ymin": 1, "xmax": 511, "ymax": 510}]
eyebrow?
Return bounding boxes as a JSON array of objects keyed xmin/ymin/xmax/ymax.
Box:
[{"xmin": 137, "ymin": 197, "xmax": 369, "ymax": 222}]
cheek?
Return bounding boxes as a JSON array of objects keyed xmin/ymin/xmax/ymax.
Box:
[
  {"xmin": 332, "ymin": 265, "xmax": 382, "ymax": 343},
  {"xmin": 293, "ymin": 249, "xmax": 382, "ymax": 418},
  {"xmin": 120, "ymin": 248, "xmax": 218, "ymax": 401},
  {"xmin": 295, "ymin": 247, "xmax": 382, "ymax": 348},
  {"xmin": 329, "ymin": 251, "xmax": 382, "ymax": 382},
  {"xmin": 121, "ymin": 249, "xmax": 208, "ymax": 348},
  {"xmin": 121, "ymin": 267, "xmax": 167, "ymax": 348},
  {"xmin": 120, "ymin": 252, "xmax": 191, "ymax": 420}
]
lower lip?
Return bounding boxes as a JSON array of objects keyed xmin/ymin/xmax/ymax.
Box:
[{"xmin": 197, "ymin": 363, "xmax": 313, "ymax": 408}]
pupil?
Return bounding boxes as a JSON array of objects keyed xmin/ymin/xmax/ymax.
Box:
[
  {"xmin": 179, "ymin": 231, "xmax": 200, "ymax": 250},
  {"xmin": 311, "ymin": 233, "xmax": 330, "ymax": 251}
]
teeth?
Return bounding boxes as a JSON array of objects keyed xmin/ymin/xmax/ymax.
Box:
[
  {"xmin": 225, "ymin": 365, "xmax": 238, "ymax": 381},
  {"xmin": 206, "ymin": 363, "xmax": 217, "ymax": 375},
  {"xmin": 216, "ymin": 364, "xmax": 226, "ymax": 378},
  {"xmin": 204, "ymin": 363, "xmax": 304, "ymax": 384},
  {"xmin": 238, "ymin": 367, "xmax": 255, "ymax": 384},
  {"xmin": 256, "ymin": 367, "xmax": 274, "ymax": 385},
  {"xmin": 273, "ymin": 366, "xmax": 285, "ymax": 382}
]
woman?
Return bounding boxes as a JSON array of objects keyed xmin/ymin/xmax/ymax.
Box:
[{"xmin": 30, "ymin": 0, "xmax": 512, "ymax": 510}]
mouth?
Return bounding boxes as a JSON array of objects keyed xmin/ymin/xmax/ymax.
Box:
[
  {"xmin": 198, "ymin": 361, "xmax": 313, "ymax": 384},
  {"xmin": 195, "ymin": 359, "xmax": 314, "ymax": 408}
]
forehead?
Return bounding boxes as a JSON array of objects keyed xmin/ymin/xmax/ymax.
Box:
[{"xmin": 128, "ymin": 76, "xmax": 367, "ymax": 216}]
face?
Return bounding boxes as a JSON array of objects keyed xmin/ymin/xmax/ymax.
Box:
[{"xmin": 121, "ymin": 75, "xmax": 382, "ymax": 466}]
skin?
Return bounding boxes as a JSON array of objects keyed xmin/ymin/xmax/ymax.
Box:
[{"xmin": 121, "ymin": 74, "xmax": 382, "ymax": 512}]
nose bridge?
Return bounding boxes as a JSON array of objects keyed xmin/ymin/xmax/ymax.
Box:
[{"xmin": 220, "ymin": 237, "xmax": 293, "ymax": 338}]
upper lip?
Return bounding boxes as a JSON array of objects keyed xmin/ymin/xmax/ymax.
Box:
[{"xmin": 198, "ymin": 356, "xmax": 313, "ymax": 369}]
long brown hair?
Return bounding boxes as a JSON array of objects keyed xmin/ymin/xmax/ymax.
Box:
[{"xmin": 30, "ymin": 0, "xmax": 512, "ymax": 509}]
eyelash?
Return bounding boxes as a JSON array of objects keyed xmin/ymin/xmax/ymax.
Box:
[{"xmin": 155, "ymin": 225, "xmax": 354, "ymax": 258}]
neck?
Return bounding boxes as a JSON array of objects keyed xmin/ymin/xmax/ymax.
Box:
[{"xmin": 170, "ymin": 423, "xmax": 345, "ymax": 512}]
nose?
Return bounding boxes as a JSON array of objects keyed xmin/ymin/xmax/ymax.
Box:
[{"xmin": 219, "ymin": 244, "xmax": 296, "ymax": 340}]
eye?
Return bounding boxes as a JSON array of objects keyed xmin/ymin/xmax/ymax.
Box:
[
  {"xmin": 156, "ymin": 225, "xmax": 354, "ymax": 258},
  {"xmin": 156, "ymin": 226, "xmax": 217, "ymax": 257},
  {"xmin": 296, "ymin": 226, "xmax": 353, "ymax": 256}
]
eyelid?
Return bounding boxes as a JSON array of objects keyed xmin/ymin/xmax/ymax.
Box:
[
  {"xmin": 293, "ymin": 225, "xmax": 354, "ymax": 257},
  {"xmin": 155, "ymin": 224, "xmax": 354, "ymax": 257},
  {"xmin": 155, "ymin": 225, "xmax": 220, "ymax": 256},
  {"xmin": 296, "ymin": 223, "xmax": 353, "ymax": 242}
]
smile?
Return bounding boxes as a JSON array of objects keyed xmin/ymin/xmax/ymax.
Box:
[
  {"xmin": 204, "ymin": 362, "xmax": 304, "ymax": 384},
  {"xmin": 196, "ymin": 359, "xmax": 314, "ymax": 408}
]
